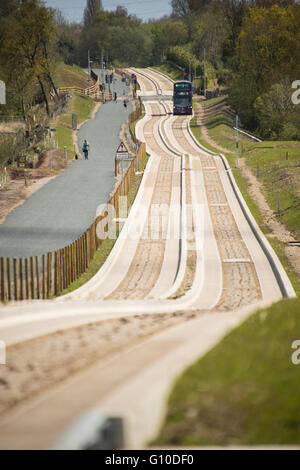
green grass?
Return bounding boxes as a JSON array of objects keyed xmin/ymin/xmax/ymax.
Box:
[
  {"xmin": 50, "ymin": 63, "xmax": 97, "ymax": 157},
  {"xmin": 154, "ymin": 298, "xmax": 300, "ymax": 446},
  {"xmin": 189, "ymin": 115, "xmax": 222, "ymax": 155},
  {"xmin": 60, "ymin": 233, "xmax": 119, "ymax": 296},
  {"xmin": 54, "ymin": 62, "xmax": 89, "ymax": 89},
  {"xmin": 53, "ymin": 125, "xmax": 73, "ymax": 154},
  {"xmin": 151, "ymin": 64, "xmax": 183, "ymax": 82},
  {"xmin": 196, "ymin": 95, "xmax": 226, "ymax": 108},
  {"xmin": 53, "ymin": 92, "xmax": 96, "ymax": 156}
]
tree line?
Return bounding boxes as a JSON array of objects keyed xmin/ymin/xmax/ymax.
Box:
[
  {"xmin": 0, "ymin": 0, "xmax": 59, "ymax": 122},
  {"xmin": 1, "ymin": 0, "xmax": 300, "ymax": 140}
]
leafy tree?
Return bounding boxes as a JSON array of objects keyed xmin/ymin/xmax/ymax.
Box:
[
  {"xmin": 191, "ymin": 2, "xmax": 229, "ymax": 68},
  {"xmin": 254, "ymin": 80, "xmax": 300, "ymax": 139},
  {"xmin": 77, "ymin": 7, "xmax": 150, "ymax": 67},
  {"xmin": 150, "ymin": 20, "xmax": 188, "ymax": 62},
  {"xmin": 55, "ymin": 10, "xmax": 81, "ymax": 65},
  {"xmin": 230, "ymin": 4, "xmax": 300, "ymax": 132},
  {"xmin": 171, "ymin": 0, "xmax": 192, "ymax": 16},
  {"xmin": 237, "ymin": 5, "xmax": 300, "ymax": 86},
  {"xmin": 0, "ymin": 0, "xmax": 57, "ymax": 117},
  {"xmin": 84, "ymin": 0, "xmax": 103, "ymax": 26}
]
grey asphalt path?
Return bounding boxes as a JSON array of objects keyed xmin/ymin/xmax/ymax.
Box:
[{"xmin": 0, "ymin": 73, "xmax": 132, "ymax": 259}]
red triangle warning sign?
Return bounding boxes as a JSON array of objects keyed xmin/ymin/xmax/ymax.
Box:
[{"xmin": 116, "ymin": 141, "xmax": 128, "ymax": 153}]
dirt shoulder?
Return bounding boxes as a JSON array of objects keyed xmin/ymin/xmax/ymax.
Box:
[{"xmin": 0, "ymin": 150, "xmax": 67, "ymax": 224}]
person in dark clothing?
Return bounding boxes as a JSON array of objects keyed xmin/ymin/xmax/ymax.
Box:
[{"xmin": 82, "ymin": 139, "xmax": 90, "ymax": 160}]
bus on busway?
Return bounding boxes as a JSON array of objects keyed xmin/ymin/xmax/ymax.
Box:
[{"xmin": 173, "ymin": 81, "xmax": 193, "ymax": 115}]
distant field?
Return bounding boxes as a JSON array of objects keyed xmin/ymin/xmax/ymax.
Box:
[{"xmin": 51, "ymin": 63, "xmax": 96, "ymax": 156}]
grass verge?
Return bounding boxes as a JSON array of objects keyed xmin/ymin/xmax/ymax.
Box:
[
  {"xmin": 151, "ymin": 64, "xmax": 182, "ymax": 82},
  {"xmin": 48, "ymin": 63, "xmax": 97, "ymax": 158},
  {"xmin": 154, "ymin": 298, "xmax": 300, "ymax": 446},
  {"xmin": 54, "ymin": 93, "xmax": 96, "ymax": 157}
]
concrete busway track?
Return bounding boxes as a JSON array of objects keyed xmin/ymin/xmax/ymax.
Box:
[
  {"xmin": 0, "ymin": 68, "xmax": 296, "ymax": 450},
  {"xmin": 0, "ymin": 66, "xmax": 295, "ymax": 353},
  {"xmin": 127, "ymin": 67, "xmax": 173, "ymax": 98}
]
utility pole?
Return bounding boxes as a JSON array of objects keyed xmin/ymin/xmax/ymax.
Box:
[
  {"xmin": 49, "ymin": 130, "xmax": 52, "ymax": 171},
  {"xmin": 101, "ymin": 49, "xmax": 104, "ymax": 82},
  {"xmin": 203, "ymin": 48, "xmax": 206, "ymax": 98},
  {"xmin": 88, "ymin": 50, "xmax": 91, "ymax": 79},
  {"xmin": 235, "ymin": 114, "xmax": 239, "ymax": 168}
]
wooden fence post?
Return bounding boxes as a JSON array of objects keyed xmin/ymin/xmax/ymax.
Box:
[
  {"xmin": 30, "ymin": 256, "xmax": 35, "ymax": 299},
  {"xmin": 19, "ymin": 258, "xmax": 24, "ymax": 300},
  {"xmin": 7, "ymin": 258, "xmax": 12, "ymax": 301},
  {"xmin": 65, "ymin": 246, "xmax": 69, "ymax": 287},
  {"xmin": 25, "ymin": 258, "xmax": 30, "ymax": 299},
  {"xmin": 0, "ymin": 257, "xmax": 7, "ymax": 303},
  {"xmin": 55, "ymin": 251, "xmax": 59, "ymax": 295},
  {"xmin": 36, "ymin": 256, "xmax": 40, "ymax": 299},
  {"xmin": 71, "ymin": 243, "xmax": 75, "ymax": 283},
  {"xmin": 78, "ymin": 237, "xmax": 82, "ymax": 276},
  {"xmin": 75, "ymin": 241, "xmax": 79, "ymax": 279},
  {"xmin": 84, "ymin": 233, "xmax": 88, "ymax": 269},
  {"xmin": 59, "ymin": 249, "xmax": 63, "ymax": 291},
  {"xmin": 13, "ymin": 258, "xmax": 18, "ymax": 301},
  {"xmin": 69, "ymin": 245, "xmax": 73, "ymax": 284},
  {"xmin": 42, "ymin": 255, "xmax": 46, "ymax": 299},
  {"xmin": 69, "ymin": 245, "xmax": 72, "ymax": 284},
  {"xmin": 47, "ymin": 252, "xmax": 52, "ymax": 298},
  {"xmin": 62, "ymin": 248, "xmax": 66, "ymax": 289},
  {"xmin": 68, "ymin": 245, "xmax": 71, "ymax": 285}
]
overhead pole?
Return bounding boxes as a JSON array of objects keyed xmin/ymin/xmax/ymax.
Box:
[
  {"xmin": 88, "ymin": 50, "xmax": 91, "ymax": 79},
  {"xmin": 203, "ymin": 48, "xmax": 206, "ymax": 99},
  {"xmin": 235, "ymin": 114, "xmax": 239, "ymax": 168},
  {"xmin": 101, "ymin": 49, "xmax": 104, "ymax": 82}
]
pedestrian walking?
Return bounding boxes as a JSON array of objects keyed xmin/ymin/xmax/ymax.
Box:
[
  {"xmin": 123, "ymin": 99, "xmax": 127, "ymax": 110},
  {"xmin": 82, "ymin": 139, "xmax": 90, "ymax": 160}
]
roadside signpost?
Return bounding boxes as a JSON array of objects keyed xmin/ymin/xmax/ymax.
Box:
[
  {"xmin": 115, "ymin": 142, "xmax": 131, "ymax": 195},
  {"xmin": 235, "ymin": 115, "xmax": 239, "ymax": 168},
  {"xmin": 49, "ymin": 128, "xmax": 56, "ymax": 171},
  {"xmin": 116, "ymin": 142, "xmax": 129, "ymax": 160}
]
